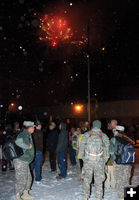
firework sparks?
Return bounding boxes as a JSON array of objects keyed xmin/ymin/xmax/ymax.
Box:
[
  {"xmin": 39, "ymin": 15, "xmax": 73, "ymax": 46},
  {"xmin": 39, "ymin": 14, "xmax": 88, "ymax": 47}
]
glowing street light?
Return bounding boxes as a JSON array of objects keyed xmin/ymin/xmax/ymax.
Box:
[
  {"xmin": 10, "ymin": 103, "xmax": 15, "ymax": 107},
  {"xmin": 8, "ymin": 102, "xmax": 16, "ymax": 112},
  {"xmin": 102, "ymin": 47, "xmax": 105, "ymax": 51},
  {"xmin": 74, "ymin": 104, "xmax": 83, "ymax": 112}
]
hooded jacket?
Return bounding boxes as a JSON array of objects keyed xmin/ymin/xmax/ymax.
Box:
[{"xmin": 56, "ymin": 123, "xmax": 68, "ymax": 152}]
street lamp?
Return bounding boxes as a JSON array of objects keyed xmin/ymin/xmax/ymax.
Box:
[
  {"xmin": 10, "ymin": 103, "xmax": 15, "ymax": 107},
  {"xmin": 74, "ymin": 104, "xmax": 83, "ymax": 112},
  {"xmin": 102, "ymin": 47, "xmax": 105, "ymax": 51},
  {"xmin": 8, "ymin": 102, "xmax": 15, "ymax": 112}
]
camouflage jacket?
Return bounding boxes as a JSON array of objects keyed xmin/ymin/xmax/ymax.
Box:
[
  {"xmin": 79, "ymin": 127, "xmax": 110, "ymax": 163},
  {"xmin": 15, "ymin": 129, "xmax": 35, "ymax": 163}
]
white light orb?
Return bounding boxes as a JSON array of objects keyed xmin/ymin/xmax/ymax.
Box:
[{"xmin": 18, "ymin": 105, "xmax": 23, "ymax": 111}]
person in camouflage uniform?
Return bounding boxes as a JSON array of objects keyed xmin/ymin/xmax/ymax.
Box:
[
  {"xmin": 110, "ymin": 125, "xmax": 134, "ymax": 200},
  {"xmin": 79, "ymin": 120, "xmax": 110, "ymax": 200},
  {"xmin": 13, "ymin": 121, "xmax": 35, "ymax": 200}
]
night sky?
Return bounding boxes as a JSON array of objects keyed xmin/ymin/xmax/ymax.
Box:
[{"xmin": 0, "ymin": 0, "xmax": 138, "ymax": 111}]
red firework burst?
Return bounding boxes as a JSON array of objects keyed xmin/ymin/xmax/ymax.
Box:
[{"xmin": 39, "ymin": 14, "xmax": 73, "ymax": 46}]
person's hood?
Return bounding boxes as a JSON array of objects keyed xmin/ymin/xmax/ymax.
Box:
[{"xmin": 61, "ymin": 123, "xmax": 67, "ymax": 131}]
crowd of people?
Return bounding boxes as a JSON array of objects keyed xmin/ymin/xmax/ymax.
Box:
[{"xmin": 0, "ymin": 118, "xmax": 137, "ymax": 200}]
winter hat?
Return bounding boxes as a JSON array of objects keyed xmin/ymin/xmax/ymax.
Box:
[
  {"xmin": 92, "ymin": 120, "xmax": 101, "ymax": 129},
  {"xmin": 36, "ymin": 120, "xmax": 41, "ymax": 126},
  {"xmin": 112, "ymin": 125, "xmax": 125, "ymax": 133},
  {"xmin": 14, "ymin": 122, "xmax": 19, "ymax": 127},
  {"xmin": 23, "ymin": 121, "xmax": 35, "ymax": 127},
  {"xmin": 49, "ymin": 122, "xmax": 56, "ymax": 128}
]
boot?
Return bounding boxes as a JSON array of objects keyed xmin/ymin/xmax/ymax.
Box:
[
  {"xmin": 15, "ymin": 195, "xmax": 22, "ymax": 200},
  {"xmin": 23, "ymin": 190, "xmax": 34, "ymax": 200},
  {"xmin": 56, "ymin": 175, "xmax": 64, "ymax": 179},
  {"xmin": 83, "ymin": 198, "xmax": 88, "ymax": 200}
]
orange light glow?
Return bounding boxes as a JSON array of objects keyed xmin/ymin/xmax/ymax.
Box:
[
  {"xmin": 102, "ymin": 47, "xmax": 105, "ymax": 51},
  {"xmin": 74, "ymin": 104, "xmax": 83, "ymax": 112}
]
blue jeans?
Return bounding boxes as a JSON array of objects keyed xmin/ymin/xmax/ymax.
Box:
[
  {"xmin": 30, "ymin": 151, "xmax": 43, "ymax": 181},
  {"xmin": 58, "ymin": 149, "xmax": 67, "ymax": 178},
  {"xmin": 69, "ymin": 143, "xmax": 76, "ymax": 165}
]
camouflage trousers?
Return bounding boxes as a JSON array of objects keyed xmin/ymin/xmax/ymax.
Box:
[
  {"xmin": 105, "ymin": 165, "xmax": 116, "ymax": 189},
  {"xmin": 114, "ymin": 164, "xmax": 131, "ymax": 199},
  {"xmin": 82, "ymin": 160, "xmax": 105, "ymax": 200},
  {"xmin": 13, "ymin": 159, "xmax": 32, "ymax": 196}
]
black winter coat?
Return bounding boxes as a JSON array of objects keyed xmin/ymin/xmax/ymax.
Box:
[
  {"xmin": 47, "ymin": 129, "xmax": 58, "ymax": 152},
  {"xmin": 33, "ymin": 129, "xmax": 43, "ymax": 152}
]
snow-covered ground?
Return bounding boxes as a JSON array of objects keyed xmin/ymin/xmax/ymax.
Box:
[{"xmin": 0, "ymin": 160, "xmax": 138, "ymax": 200}]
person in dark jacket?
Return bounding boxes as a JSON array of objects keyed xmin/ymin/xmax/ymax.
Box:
[
  {"xmin": 56, "ymin": 122, "xmax": 68, "ymax": 179},
  {"xmin": 68, "ymin": 127, "xmax": 76, "ymax": 166},
  {"xmin": 13, "ymin": 122, "xmax": 21, "ymax": 136},
  {"xmin": 2, "ymin": 124, "xmax": 15, "ymax": 172},
  {"xmin": 30, "ymin": 121, "xmax": 43, "ymax": 183},
  {"xmin": 47, "ymin": 122, "xmax": 58, "ymax": 172}
]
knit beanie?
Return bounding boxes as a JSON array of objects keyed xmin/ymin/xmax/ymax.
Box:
[{"xmin": 92, "ymin": 120, "xmax": 101, "ymax": 129}]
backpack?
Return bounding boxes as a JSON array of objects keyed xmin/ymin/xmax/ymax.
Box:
[
  {"xmin": 72, "ymin": 131, "xmax": 80, "ymax": 150},
  {"xmin": 85, "ymin": 131, "xmax": 104, "ymax": 156},
  {"xmin": 2, "ymin": 139, "xmax": 24, "ymax": 161},
  {"xmin": 115, "ymin": 136, "xmax": 136, "ymax": 164},
  {"xmin": 72, "ymin": 135, "xmax": 78, "ymax": 150}
]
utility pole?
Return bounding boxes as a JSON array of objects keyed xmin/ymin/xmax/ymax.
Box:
[{"xmin": 87, "ymin": 20, "xmax": 91, "ymax": 123}]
